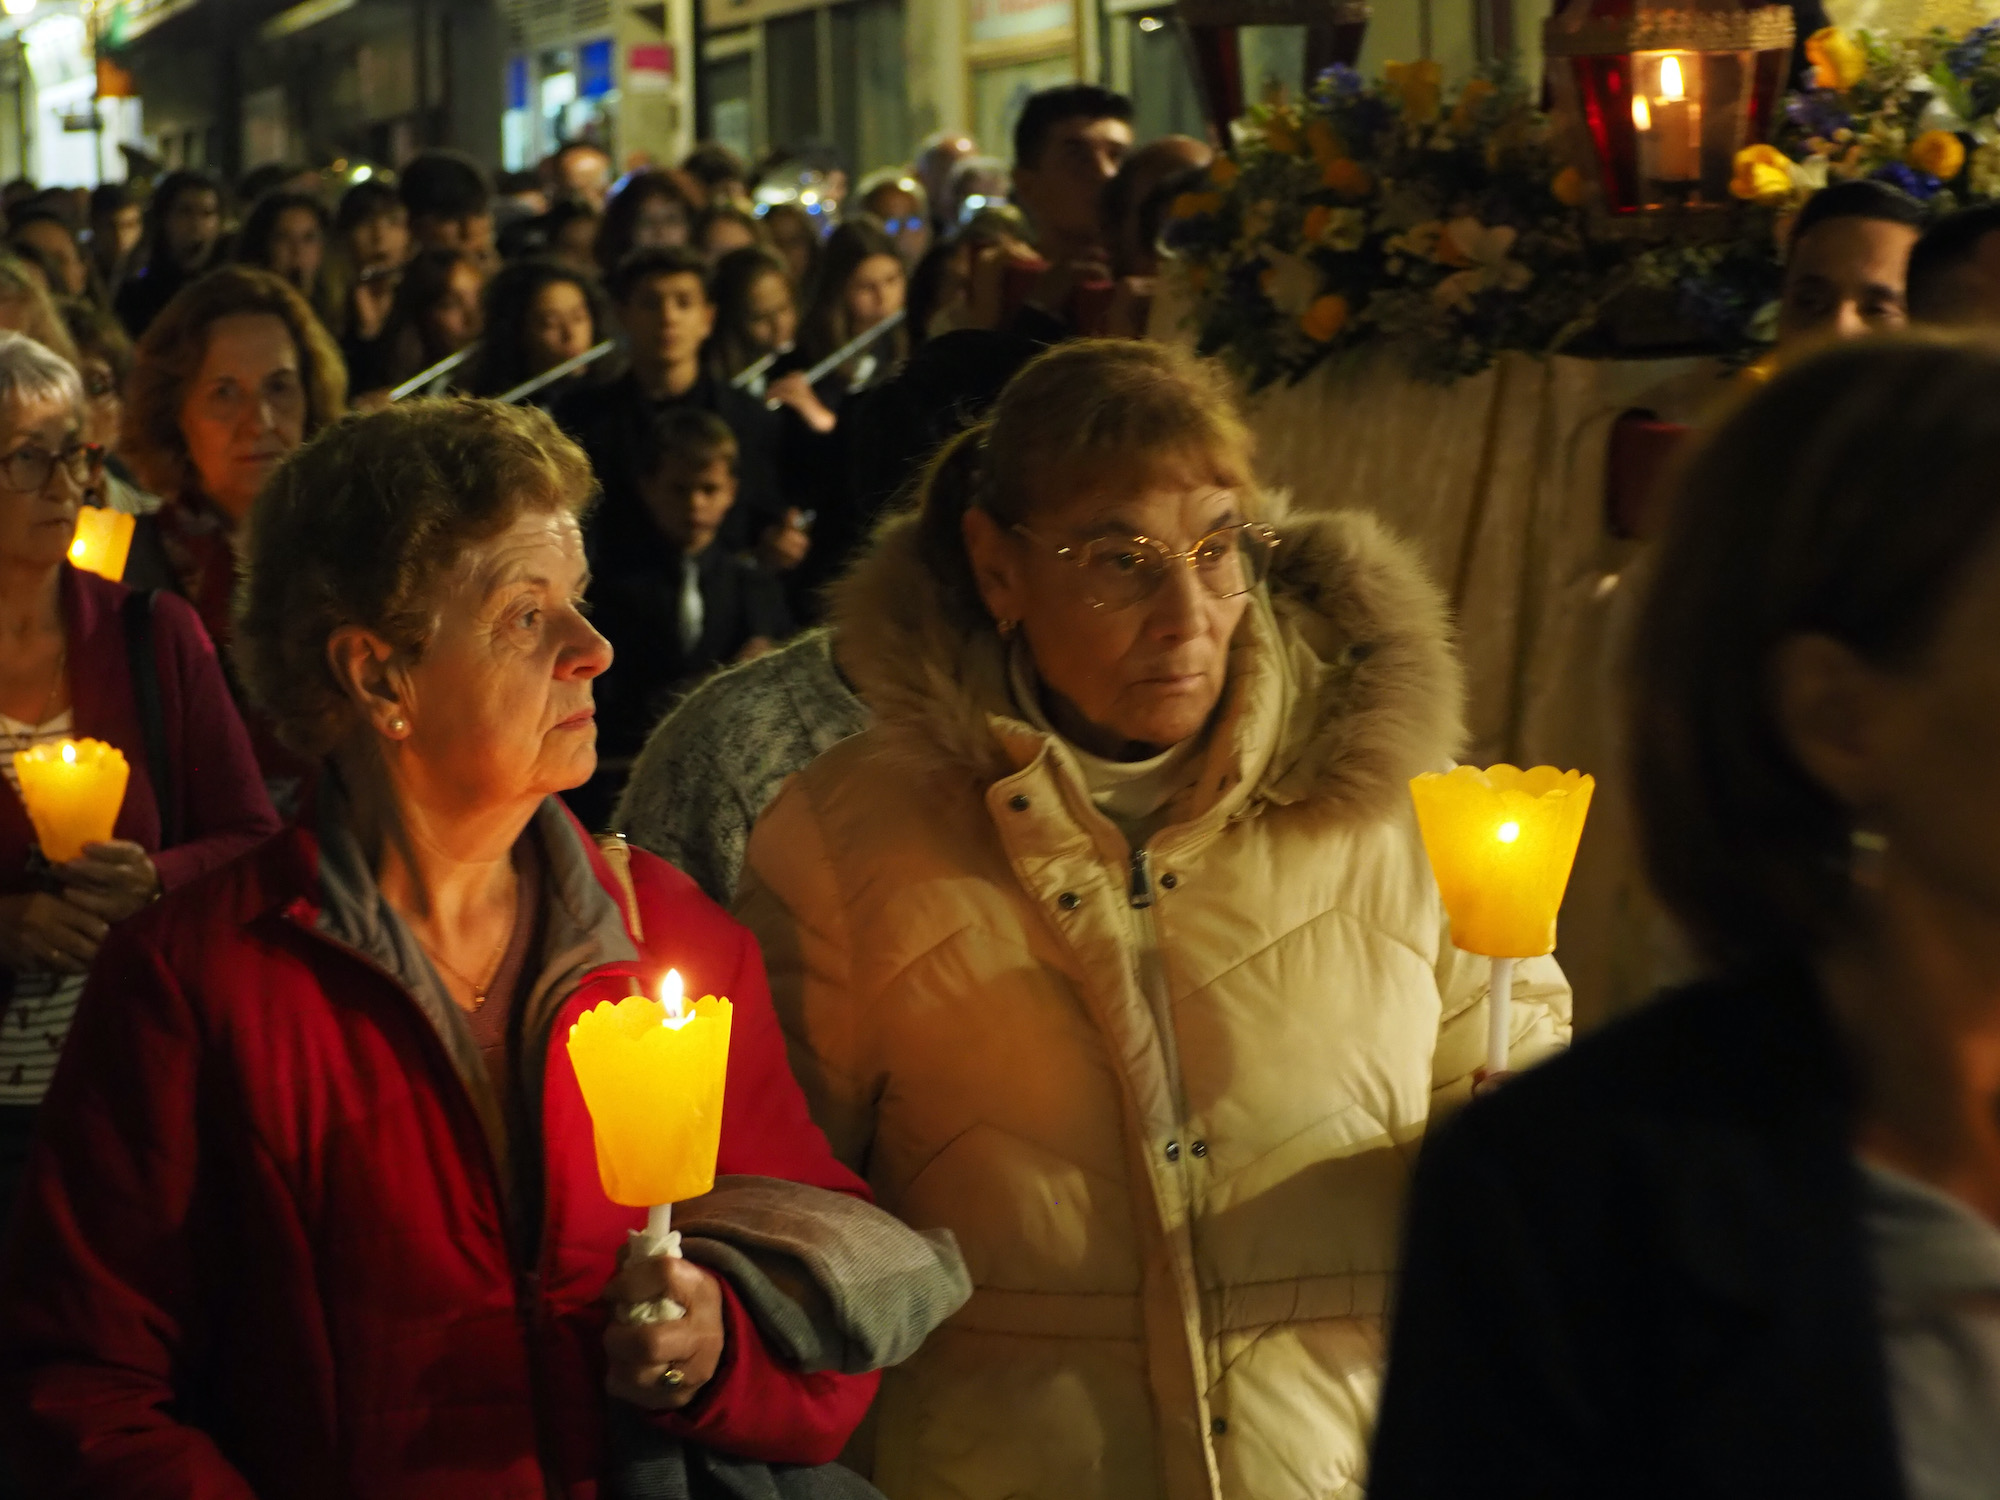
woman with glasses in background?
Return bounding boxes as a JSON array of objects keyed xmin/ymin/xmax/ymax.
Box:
[
  {"xmin": 735, "ymin": 338, "xmax": 1572, "ymax": 1500},
  {"xmin": 120, "ymin": 267, "xmax": 346, "ymax": 814},
  {"xmin": 0, "ymin": 330, "xmax": 275, "ymax": 1239}
]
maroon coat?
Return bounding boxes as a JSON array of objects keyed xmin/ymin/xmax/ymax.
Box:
[
  {"xmin": 0, "ymin": 564, "xmax": 279, "ymax": 896},
  {"xmin": 0, "ymin": 807, "xmax": 878, "ymax": 1497}
]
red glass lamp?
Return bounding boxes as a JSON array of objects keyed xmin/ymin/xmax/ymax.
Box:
[
  {"xmin": 1178, "ymin": 0, "xmax": 1371, "ymax": 146},
  {"xmin": 1543, "ymin": 0, "xmax": 1793, "ymax": 222}
]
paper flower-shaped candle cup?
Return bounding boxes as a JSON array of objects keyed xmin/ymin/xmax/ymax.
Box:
[
  {"xmin": 1410, "ymin": 764, "xmax": 1594, "ymax": 1076},
  {"xmin": 14, "ymin": 739, "xmax": 129, "ymax": 863},
  {"xmin": 67, "ymin": 506, "xmax": 134, "ymax": 582}
]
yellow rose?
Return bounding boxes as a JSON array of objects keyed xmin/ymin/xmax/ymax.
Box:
[
  {"xmin": 1264, "ymin": 112, "xmax": 1300, "ymax": 155},
  {"xmin": 1321, "ymin": 157, "xmax": 1375, "ymax": 198},
  {"xmin": 1385, "ymin": 59, "xmax": 1442, "ymax": 124},
  {"xmin": 1301, "ymin": 294, "xmax": 1349, "ymax": 343},
  {"xmin": 1805, "ymin": 27, "xmax": 1866, "ymax": 90},
  {"xmin": 1302, "ymin": 205, "xmax": 1331, "ymax": 244},
  {"xmin": 1729, "ymin": 144, "xmax": 1794, "ymax": 203},
  {"xmin": 1207, "ymin": 155, "xmax": 1240, "ymax": 190},
  {"xmin": 1305, "ymin": 118, "xmax": 1343, "ymax": 166},
  {"xmin": 1170, "ymin": 191, "xmax": 1225, "ymax": 220},
  {"xmin": 1450, "ymin": 77, "xmax": 1497, "ymax": 132},
  {"xmin": 1910, "ymin": 129, "xmax": 1966, "ymax": 181},
  {"xmin": 1551, "ymin": 166, "xmax": 1588, "ymax": 207}
]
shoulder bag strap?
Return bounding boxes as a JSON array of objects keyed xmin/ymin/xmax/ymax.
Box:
[{"xmin": 123, "ymin": 589, "xmax": 180, "ymax": 850}]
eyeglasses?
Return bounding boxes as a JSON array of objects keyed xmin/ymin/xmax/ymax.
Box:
[
  {"xmin": 0, "ymin": 439, "xmax": 104, "ymax": 494},
  {"xmin": 1014, "ymin": 521, "xmax": 1280, "ymax": 611}
]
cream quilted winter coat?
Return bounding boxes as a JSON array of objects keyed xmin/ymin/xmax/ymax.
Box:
[{"xmin": 736, "ymin": 507, "xmax": 1572, "ymax": 1500}]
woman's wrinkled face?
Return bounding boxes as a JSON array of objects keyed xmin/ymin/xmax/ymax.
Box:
[
  {"xmin": 967, "ymin": 465, "xmax": 1253, "ymax": 755},
  {"xmin": 395, "ymin": 506, "xmax": 610, "ymax": 807},
  {"xmin": 0, "ymin": 394, "xmax": 85, "ymax": 569},
  {"xmin": 179, "ymin": 312, "xmax": 306, "ymax": 521},
  {"xmin": 744, "ymin": 269, "xmax": 796, "ymax": 353},
  {"xmin": 845, "ymin": 252, "xmax": 905, "ymax": 332},
  {"xmin": 524, "ymin": 279, "xmax": 595, "ymax": 372}
]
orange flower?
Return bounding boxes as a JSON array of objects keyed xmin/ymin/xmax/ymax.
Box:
[
  {"xmin": 1804, "ymin": 27, "xmax": 1866, "ymax": 90},
  {"xmin": 1910, "ymin": 130, "xmax": 1966, "ymax": 181},
  {"xmin": 1551, "ymin": 166, "xmax": 1588, "ymax": 207},
  {"xmin": 1207, "ymin": 154, "xmax": 1240, "ymax": 190},
  {"xmin": 1301, "ymin": 294, "xmax": 1349, "ymax": 343},
  {"xmin": 1322, "ymin": 157, "xmax": 1374, "ymax": 198}
]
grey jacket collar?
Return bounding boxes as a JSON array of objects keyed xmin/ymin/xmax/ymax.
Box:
[{"xmin": 311, "ymin": 775, "xmax": 640, "ymax": 1187}]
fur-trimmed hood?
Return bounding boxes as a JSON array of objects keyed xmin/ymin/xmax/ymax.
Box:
[{"xmin": 828, "ymin": 505, "xmax": 1465, "ymax": 827}]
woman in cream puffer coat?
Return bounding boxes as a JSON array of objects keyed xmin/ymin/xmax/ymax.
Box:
[{"xmin": 737, "ymin": 340, "xmax": 1571, "ymax": 1500}]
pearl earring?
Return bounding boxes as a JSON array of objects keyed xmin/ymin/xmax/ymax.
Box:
[{"xmin": 388, "ymin": 717, "xmax": 407, "ymax": 735}]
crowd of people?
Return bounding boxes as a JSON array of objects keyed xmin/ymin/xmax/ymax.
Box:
[{"xmin": 0, "ymin": 64, "xmax": 1990, "ymax": 1500}]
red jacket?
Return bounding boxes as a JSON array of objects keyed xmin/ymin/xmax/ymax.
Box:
[
  {"xmin": 0, "ymin": 806, "xmax": 877, "ymax": 1497},
  {"xmin": 0, "ymin": 564, "xmax": 279, "ymax": 896}
]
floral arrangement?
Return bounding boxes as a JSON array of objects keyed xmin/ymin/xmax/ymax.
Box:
[
  {"xmin": 1736, "ymin": 23, "xmax": 2000, "ymax": 212},
  {"xmin": 1167, "ymin": 64, "xmax": 1781, "ymax": 387}
]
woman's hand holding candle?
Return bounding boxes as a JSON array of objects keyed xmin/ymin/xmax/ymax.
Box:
[
  {"xmin": 0, "ymin": 890, "xmax": 109, "ymax": 973},
  {"xmin": 601, "ymin": 1252, "xmax": 728, "ymax": 1410},
  {"xmin": 55, "ymin": 840, "xmax": 159, "ymax": 923}
]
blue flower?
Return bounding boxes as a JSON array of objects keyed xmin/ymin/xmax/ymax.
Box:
[
  {"xmin": 1947, "ymin": 20, "xmax": 2000, "ymax": 78},
  {"xmin": 1785, "ymin": 90, "xmax": 1852, "ymax": 139},
  {"xmin": 1318, "ymin": 63, "xmax": 1364, "ymax": 97},
  {"xmin": 1873, "ymin": 161, "xmax": 1942, "ymax": 199}
]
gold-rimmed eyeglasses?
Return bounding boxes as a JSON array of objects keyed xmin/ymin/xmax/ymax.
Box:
[{"xmin": 1013, "ymin": 521, "xmax": 1280, "ymax": 611}]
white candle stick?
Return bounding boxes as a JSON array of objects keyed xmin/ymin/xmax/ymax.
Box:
[{"xmin": 1487, "ymin": 956, "xmax": 1516, "ymax": 1080}]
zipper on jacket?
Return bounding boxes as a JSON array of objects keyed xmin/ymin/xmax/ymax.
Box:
[{"xmin": 1129, "ymin": 847, "xmax": 1155, "ymax": 910}]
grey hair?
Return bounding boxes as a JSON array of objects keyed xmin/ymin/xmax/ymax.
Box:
[{"xmin": 0, "ymin": 330, "xmax": 82, "ymax": 423}]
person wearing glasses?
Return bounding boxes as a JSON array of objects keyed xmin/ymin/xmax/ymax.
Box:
[
  {"xmin": 120, "ymin": 266, "xmax": 347, "ymax": 815},
  {"xmin": 735, "ymin": 338, "xmax": 1572, "ymax": 1500},
  {"xmin": 0, "ymin": 329, "xmax": 276, "ymax": 1238}
]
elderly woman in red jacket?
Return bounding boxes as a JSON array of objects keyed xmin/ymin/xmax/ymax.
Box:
[
  {"xmin": 0, "ymin": 398, "xmax": 958, "ymax": 1498},
  {"xmin": 0, "ymin": 328, "xmax": 277, "ymax": 1230}
]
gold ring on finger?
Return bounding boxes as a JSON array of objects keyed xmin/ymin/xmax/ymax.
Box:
[{"xmin": 656, "ymin": 1365, "xmax": 685, "ymax": 1390}]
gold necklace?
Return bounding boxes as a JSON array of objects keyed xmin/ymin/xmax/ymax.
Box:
[{"xmin": 415, "ymin": 869, "xmax": 519, "ymax": 1011}]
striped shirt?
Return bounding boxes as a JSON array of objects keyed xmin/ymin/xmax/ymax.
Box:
[{"xmin": 0, "ymin": 708, "xmax": 88, "ymax": 1107}]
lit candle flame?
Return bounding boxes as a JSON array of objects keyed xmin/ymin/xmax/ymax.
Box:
[
  {"xmin": 1497, "ymin": 820, "xmax": 1521, "ymax": 844},
  {"xmin": 661, "ymin": 968, "xmax": 686, "ymax": 1025},
  {"xmin": 1632, "ymin": 93, "xmax": 1652, "ymax": 131},
  {"xmin": 1659, "ymin": 55, "xmax": 1685, "ymax": 101},
  {"xmin": 61, "ymin": 742, "xmax": 75, "ymax": 765}
]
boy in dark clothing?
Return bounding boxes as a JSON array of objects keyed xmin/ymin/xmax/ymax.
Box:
[
  {"xmin": 570, "ymin": 409, "xmax": 790, "ymax": 830},
  {"xmin": 553, "ymin": 246, "xmax": 805, "ymax": 573}
]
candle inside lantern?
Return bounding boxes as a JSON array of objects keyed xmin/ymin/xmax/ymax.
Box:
[
  {"xmin": 66, "ymin": 505, "xmax": 134, "ymax": 582},
  {"xmin": 566, "ymin": 969, "xmax": 733, "ymax": 1211},
  {"xmin": 1410, "ymin": 764, "xmax": 1594, "ymax": 1075},
  {"xmin": 1633, "ymin": 50, "xmax": 1701, "ymax": 191},
  {"xmin": 13, "ymin": 738, "xmax": 129, "ymax": 863}
]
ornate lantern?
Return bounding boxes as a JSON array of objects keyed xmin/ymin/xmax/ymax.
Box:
[
  {"xmin": 1543, "ymin": 0, "xmax": 1794, "ymax": 225},
  {"xmin": 1177, "ymin": 0, "xmax": 1371, "ymax": 147}
]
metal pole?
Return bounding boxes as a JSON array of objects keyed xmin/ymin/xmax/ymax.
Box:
[
  {"xmin": 389, "ymin": 345, "xmax": 474, "ymax": 401},
  {"xmin": 768, "ymin": 308, "xmax": 905, "ymax": 408},
  {"xmin": 497, "ymin": 338, "xmax": 616, "ymax": 405},
  {"xmin": 727, "ymin": 343, "xmax": 789, "ymax": 392}
]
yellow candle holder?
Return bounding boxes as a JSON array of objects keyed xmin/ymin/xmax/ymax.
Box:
[
  {"xmin": 1410, "ymin": 763, "xmax": 1594, "ymax": 1075},
  {"xmin": 14, "ymin": 738, "xmax": 130, "ymax": 863},
  {"xmin": 67, "ymin": 506, "xmax": 134, "ymax": 583},
  {"xmin": 567, "ymin": 971, "xmax": 733, "ymax": 1212}
]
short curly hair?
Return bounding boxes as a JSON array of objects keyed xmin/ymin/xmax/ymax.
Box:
[
  {"xmin": 120, "ymin": 265, "xmax": 346, "ymax": 503},
  {"xmin": 235, "ymin": 398, "xmax": 596, "ymax": 758}
]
